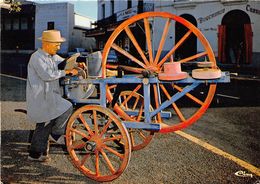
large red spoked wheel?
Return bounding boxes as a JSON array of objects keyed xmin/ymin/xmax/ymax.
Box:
[
  {"xmin": 102, "ymin": 12, "xmax": 217, "ymax": 133},
  {"xmin": 66, "ymin": 105, "xmax": 131, "ymax": 182}
]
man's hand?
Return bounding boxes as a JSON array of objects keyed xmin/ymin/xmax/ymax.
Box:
[
  {"xmin": 78, "ymin": 62, "xmax": 86, "ymax": 70},
  {"xmin": 65, "ymin": 69, "xmax": 78, "ymax": 76}
]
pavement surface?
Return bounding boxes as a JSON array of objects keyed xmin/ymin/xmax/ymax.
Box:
[{"xmin": 1, "ymin": 75, "xmax": 260, "ymax": 184}]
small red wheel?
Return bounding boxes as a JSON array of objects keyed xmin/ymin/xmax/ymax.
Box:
[
  {"xmin": 66, "ymin": 105, "xmax": 131, "ymax": 182},
  {"xmin": 102, "ymin": 12, "xmax": 217, "ymax": 133},
  {"xmin": 117, "ymin": 90, "xmax": 155, "ymax": 151}
]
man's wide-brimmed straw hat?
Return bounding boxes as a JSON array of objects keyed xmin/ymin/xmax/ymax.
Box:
[{"xmin": 38, "ymin": 30, "xmax": 66, "ymax": 43}]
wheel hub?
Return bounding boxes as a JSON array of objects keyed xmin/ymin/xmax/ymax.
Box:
[{"xmin": 85, "ymin": 141, "xmax": 96, "ymax": 152}]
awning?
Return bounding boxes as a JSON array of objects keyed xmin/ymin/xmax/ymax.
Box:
[{"xmin": 85, "ymin": 29, "xmax": 106, "ymax": 37}]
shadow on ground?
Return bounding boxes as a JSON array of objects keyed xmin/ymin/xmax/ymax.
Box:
[{"xmin": 1, "ymin": 130, "xmax": 99, "ymax": 184}]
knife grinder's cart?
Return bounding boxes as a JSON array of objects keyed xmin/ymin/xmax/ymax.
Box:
[{"xmin": 61, "ymin": 12, "xmax": 230, "ymax": 182}]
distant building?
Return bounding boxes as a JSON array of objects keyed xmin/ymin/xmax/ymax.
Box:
[
  {"xmin": 34, "ymin": 2, "xmax": 74, "ymax": 53},
  {"xmin": 88, "ymin": 0, "xmax": 260, "ymax": 74},
  {"xmin": 71, "ymin": 13, "xmax": 96, "ymax": 52},
  {"xmin": 1, "ymin": 2, "xmax": 35, "ymax": 52},
  {"xmin": 1, "ymin": 1, "xmax": 96, "ymax": 54},
  {"xmin": 86, "ymin": 0, "xmax": 154, "ymax": 50}
]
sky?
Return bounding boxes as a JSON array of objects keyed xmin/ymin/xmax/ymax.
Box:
[
  {"xmin": 72, "ymin": 0, "xmax": 97, "ymax": 19},
  {"xmin": 29, "ymin": 0, "xmax": 98, "ymax": 20}
]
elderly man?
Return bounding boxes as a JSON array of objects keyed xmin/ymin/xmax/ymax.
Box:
[{"xmin": 27, "ymin": 30, "xmax": 78, "ymax": 162}]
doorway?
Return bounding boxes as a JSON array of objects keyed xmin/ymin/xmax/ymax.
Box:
[
  {"xmin": 219, "ymin": 10, "xmax": 252, "ymax": 65},
  {"xmin": 175, "ymin": 14, "xmax": 197, "ymax": 60}
]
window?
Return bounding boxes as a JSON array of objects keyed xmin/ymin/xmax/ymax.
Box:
[
  {"xmin": 127, "ymin": 0, "xmax": 132, "ymax": 9},
  {"xmin": 110, "ymin": 0, "xmax": 114, "ymax": 15},
  {"xmin": 1, "ymin": 20, "xmax": 3, "ymax": 30},
  {"xmin": 47, "ymin": 22, "xmax": 55, "ymax": 30},
  {"xmin": 31, "ymin": 17, "xmax": 35, "ymax": 30},
  {"xmin": 102, "ymin": 4, "xmax": 105, "ymax": 19},
  {"xmin": 5, "ymin": 18, "xmax": 11, "ymax": 30},
  {"xmin": 13, "ymin": 18, "xmax": 19, "ymax": 30},
  {"xmin": 21, "ymin": 17, "xmax": 28, "ymax": 30},
  {"xmin": 138, "ymin": 0, "xmax": 143, "ymax": 13},
  {"xmin": 99, "ymin": 41, "xmax": 104, "ymax": 49}
]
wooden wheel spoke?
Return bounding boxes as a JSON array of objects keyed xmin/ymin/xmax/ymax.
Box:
[
  {"xmin": 154, "ymin": 18, "xmax": 171, "ymax": 65},
  {"xmin": 153, "ymin": 84, "xmax": 162, "ymax": 123},
  {"xmin": 125, "ymin": 26, "xmax": 150, "ymax": 66},
  {"xmin": 179, "ymin": 51, "xmax": 207, "ymax": 63},
  {"xmin": 132, "ymin": 96, "xmax": 140, "ymax": 110},
  {"xmin": 69, "ymin": 127, "xmax": 90, "ymax": 139},
  {"xmin": 118, "ymin": 65, "xmax": 144, "ymax": 73},
  {"xmin": 100, "ymin": 118, "xmax": 112, "ymax": 136},
  {"xmin": 123, "ymin": 95, "xmax": 128, "ymax": 109},
  {"xmin": 112, "ymin": 43, "xmax": 146, "ymax": 69},
  {"xmin": 108, "ymin": 85, "xmax": 117, "ymax": 90},
  {"xmin": 173, "ymin": 84, "xmax": 204, "ymax": 105},
  {"xmin": 69, "ymin": 140, "xmax": 86, "ymax": 150},
  {"xmin": 144, "ymin": 18, "xmax": 154, "ymax": 64},
  {"xmin": 130, "ymin": 130, "xmax": 135, "ymax": 146},
  {"xmin": 172, "ymin": 103, "xmax": 186, "ymax": 122},
  {"xmin": 106, "ymin": 64, "xmax": 118, "ymax": 70},
  {"xmin": 80, "ymin": 153, "xmax": 90, "ymax": 166},
  {"xmin": 103, "ymin": 145, "xmax": 124, "ymax": 159},
  {"xmin": 158, "ymin": 30, "xmax": 192, "ymax": 67},
  {"xmin": 137, "ymin": 103, "xmax": 144, "ymax": 121},
  {"xmin": 121, "ymin": 84, "xmax": 142, "ymax": 107},
  {"xmin": 95, "ymin": 150, "xmax": 100, "ymax": 176},
  {"xmin": 159, "ymin": 84, "xmax": 186, "ymax": 121},
  {"xmin": 93, "ymin": 110, "xmax": 99, "ymax": 134},
  {"xmin": 137, "ymin": 130, "xmax": 147, "ymax": 140},
  {"xmin": 78, "ymin": 114, "xmax": 94, "ymax": 136},
  {"xmin": 100, "ymin": 149, "xmax": 116, "ymax": 174},
  {"xmin": 103, "ymin": 135, "xmax": 123, "ymax": 142}
]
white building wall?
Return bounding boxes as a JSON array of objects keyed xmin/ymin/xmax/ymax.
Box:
[
  {"xmin": 68, "ymin": 3, "xmax": 75, "ymax": 52},
  {"xmin": 249, "ymin": 1, "xmax": 260, "ymax": 53},
  {"xmin": 97, "ymin": 0, "xmax": 152, "ymax": 20},
  {"xmin": 75, "ymin": 14, "xmax": 95, "ymax": 28},
  {"xmin": 35, "ymin": 2, "xmax": 74, "ymax": 54},
  {"xmin": 155, "ymin": 1, "xmax": 260, "ymax": 55}
]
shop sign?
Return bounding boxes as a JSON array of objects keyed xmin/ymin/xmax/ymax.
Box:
[
  {"xmin": 246, "ymin": 4, "xmax": 260, "ymax": 15},
  {"xmin": 117, "ymin": 7, "xmax": 138, "ymax": 22},
  {"xmin": 107, "ymin": 23, "xmax": 136, "ymax": 32},
  {"xmin": 198, "ymin": 8, "xmax": 225, "ymax": 24}
]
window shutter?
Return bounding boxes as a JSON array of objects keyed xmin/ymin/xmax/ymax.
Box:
[
  {"xmin": 244, "ymin": 24, "xmax": 253, "ymax": 64},
  {"xmin": 218, "ymin": 25, "xmax": 226, "ymax": 63}
]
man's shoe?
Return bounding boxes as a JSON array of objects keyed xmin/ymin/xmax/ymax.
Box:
[
  {"xmin": 49, "ymin": 134, "xmax": 65, "ymax": 145},
  {"xmin": 28, "ymin": 154, "xmax": 50, "ymax": 162}
]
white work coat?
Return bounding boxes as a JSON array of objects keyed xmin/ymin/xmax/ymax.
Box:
[{"xmin": 26, "ymin": 48, "xmax": 72, "ymax": 123}]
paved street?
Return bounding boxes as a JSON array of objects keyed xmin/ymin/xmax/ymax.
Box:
[{"xmin": 1, "ymin": 75, "xmax": 260, "ymax": 184}]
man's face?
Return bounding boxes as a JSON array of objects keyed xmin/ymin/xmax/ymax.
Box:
[{"xmin": 43, "ymin": 41, "xmax": 61, "ymax": 55}]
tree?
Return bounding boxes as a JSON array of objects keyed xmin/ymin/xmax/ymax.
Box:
[{"xmin": 0, "ymin": 0, "xmax": 21, "ymax": 12}]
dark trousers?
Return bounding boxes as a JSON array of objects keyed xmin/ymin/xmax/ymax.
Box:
[{"xmin": 29, "ymin": 106, "xmax": 73, "ymax": 154}]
